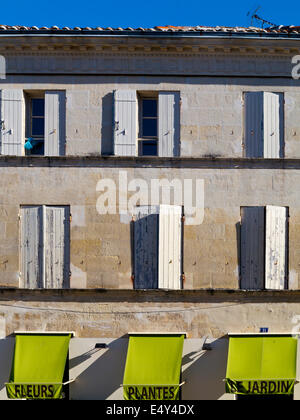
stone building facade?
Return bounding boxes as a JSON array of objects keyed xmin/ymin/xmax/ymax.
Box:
[{"xmin": 0, "ymin": 24, "xmax": 300, "ymax": 400}]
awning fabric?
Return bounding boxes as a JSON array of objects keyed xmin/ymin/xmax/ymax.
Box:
[
  {"xmin": 123, "ymin": 334, "xmax": 184, "ymax": 400},
  {"xmin": 6, "ymin": 334, "xmax": 71, "ymax": 399},
  {"xmin": 226, "ymin": 335, "xmax": 298, "ymax": 395}
]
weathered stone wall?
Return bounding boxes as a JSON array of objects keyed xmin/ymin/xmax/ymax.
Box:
[
  {"xmin": 1, "ymin": 75, "xmax": 300, "ymax": 158},
  {"xmin": 0, "ymin": 289, "xmax": 300, "ymax": 338},
  {"xmin": 1, "ymin": 158, "xmax": 300, "ymax": 290}
]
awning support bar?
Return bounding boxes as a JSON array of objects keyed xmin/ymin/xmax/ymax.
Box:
[{"xmin": 120, "ymin": 381, "xmax": 186, "ymax": 387}]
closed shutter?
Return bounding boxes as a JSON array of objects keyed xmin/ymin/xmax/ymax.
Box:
[
  {"xmin": 158, "ymin": 205, "xmax": 182, "ymax": 289},
  {"xmin": 244, "ymin": 92, "xmax": 264, "ymax": 158},
  {"xmin": 0, "ymin": 89, "xmax": 24, "ymax": 156},
  {"xmin": 113, "ymin": 90, "xmax": 137, "ymax": 156},
  {"xmin": 20, "ymin": 206, "xmax": 43, "ymax": 288},
  {"xmin": 45, "ymin": 91, "xmax": 66, "ymax": 156},
  {"xmin": 20, "ymin": 205, "xmax": 70, "ymax": 289},
  {"xmin": 240, "ymin": 207, "xmax": 265, "ymax": 290},
  {"xmin": 134, "ymin": 206, "xmax": 159, "ymax": 289},
  {"xmin": 44, "ymin": 206, "xmax": 70, "ymax": 288},
  {"xmin": 158, "ymin": 92, "xmax": 180, "ymax": 157},
  {"xmin": 265, "ymin": 206, "xmax": 287, "ymax": 290},
  {"xmin": 264, "ymin": 92, "xmax": 284, "ymax": 158}
]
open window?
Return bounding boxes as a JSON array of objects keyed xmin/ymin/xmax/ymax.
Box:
[
  {"xmin": 113, "ymin": 90, "xmax": 180, "ymax": 157},
  {"xmin": 138, "ymin": 93, "xmax": 158, "ymax": 156},
  {"xmin": 25, "ymin": 93, "xmax": 45, "ymax": 155}
]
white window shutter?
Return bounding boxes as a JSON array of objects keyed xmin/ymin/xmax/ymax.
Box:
[
  {"xmin": 113, "ymin": 90, "xmax": 137, "ymax": 156},
  {"xmin": 240, "ymin": 207, "xmax": 265, "ymax": 290},
  {"xmin": 134, "ymin": 206, "xmax": 159, "ymax": 289},
  {"xmin": 158, "ymin": 204, "xmax": 182, "ymax": 289},
  {"xmin": 45, "ymin": 91, "xmax": 66, "ymax": 156},
  {"xmin": 263, "ymin": 92, "xmax": 284, "ymax": 158},
  {"xmin": 244, "ymin": 92, "xmax": 264, "ymax": 158},
  {"xmin": 0, "ymin": 89, "xmax": 24, "ymax": 156},
  {"xmin": 265, "ymin": 205, "xmax": 287, "ymax": 290},
  {"xmin": 158, "ymin": 92, "xmax": 180, "ymax": 157},
  {"xmin": 20, "ymin": 206, "xmax": 43, "ymax": 288},
  {"xmin": 44, "ymin": 206, "xmax": 70, "ymax": 289}
]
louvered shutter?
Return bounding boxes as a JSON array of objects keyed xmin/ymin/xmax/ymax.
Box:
[
  {"xmin": 0, "ymin": 89, "xmax": 24, "ymax": 156},
  {"xmin": 44, "ymin": 206, "xmax": 70, "ymax": 289},
  {"xmin": 158, "ymin": 205, "xmax": 182, "ymax": 289},
  {"xmin": 134, "ymin": 206, "xmax": 159, "ymax": 289},
  {"xmin": 265, "ymin": 206, "xmax": 287, "ymax": 290},
  {"xmin": 158, "ymin": 92, "xmax": 180, "ymax": 157},
  {"xmin": 244, "ymin": 92, "xmax": 264, "ymax": 158},
  {"xmin": 113, "ymin": 90, "xmax": 137, "ymax": 156},
  {"xmin": 20, "ymin": 206, "xmax": 43, "ymax": 288},
  {"xmin": 263, "ymin": 92, "xmax": 284, "ymax": 158},
  {"xmin": 45, "ymin": 91, "xmax": 66, "ymax": 156},
  {"xmin": 240, "ymin": 207, "xmax": 265, "ymax": 290}
]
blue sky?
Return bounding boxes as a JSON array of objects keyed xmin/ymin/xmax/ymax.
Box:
[{"xmin": 1, "ymin": 0, "xmax": 300, "ymax": 29}]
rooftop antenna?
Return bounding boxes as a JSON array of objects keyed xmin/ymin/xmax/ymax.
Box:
[{"xmin": 247, "ymin": 6, "xmax": 278, "ymax": 28}]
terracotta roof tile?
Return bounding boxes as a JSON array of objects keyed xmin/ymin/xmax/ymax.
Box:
[{"xmin": 0, "ymin": 24, "xmax": 299, "ymax": 34}]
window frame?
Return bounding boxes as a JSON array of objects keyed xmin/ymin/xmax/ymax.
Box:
[
  {"xmin": 25, "ymin": 92, "xmax": 46, "ymax": 156},
  {"xmin": 138, "ymin": 93, "xmax": 159, "ymax": 157}
]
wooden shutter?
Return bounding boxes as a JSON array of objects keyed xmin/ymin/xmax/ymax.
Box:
[
  {"xmin": 240, "ymin": 207, "xmax": 265, "ymax": 290},
  {"xmin": 113, "ymin": 90, "xmax": 137, "ymax": 156},
  {"xmin": 20, "ymin": 205, "xmax": 70, "ymax": 289},
  {"xmin": 0, "ymin": 89, "xmax": 24, "ymax": 156},
  {"xmin": 158, "ymin": 92, "xmax": 180, "ymax": 157},
  {"xmin": 44, "ymin": 206, "xmax": 70, "ymax": 289},
  {"xmin": 134, "ymin": 206, "xmax": 159, "ymax": 289},
  {"xmin": 265, "ymin": 206, "xmax": 287, "ymax": 290},
  {"xmin": 158, "ymin": 205, "xmax": 182, "ymax": 289},
  {"xmin": 244, "ymin": 92, "xmax": 264, "ymax": 158},
  {"xmin": 20, "ymin": 206, "xmax": 43, "ymax": 288},
  {"xmin": 263, "ymin": 92, "xmax": 284, "ymax": 158},
  {"xmin": 45, "ymin": 91, "xmax": 66, "ymax": 156}
]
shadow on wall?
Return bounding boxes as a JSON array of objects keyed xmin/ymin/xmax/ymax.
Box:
[
  {"xmin": 101, "ymin": 93, "xmax": 114, "ymax": 155},
  {"xmin": 69, "ymin": 337, "xmax": 128, "ymax": 400},
  {"xmin": 69, "ymin": 337, "xmax": 229, "ymax": 401},
  {"xmin": 182, "ymin": 337, "xmax": 229, "ymax": 400},
  {"xmin": 0, "ymin": 338, "xmax": 14, "ymax": 398},
  {"xmin": 236, "ymin": 221, "xmax": 241, "ymax": 288}
]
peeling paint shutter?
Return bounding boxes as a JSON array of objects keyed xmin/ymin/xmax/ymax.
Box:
[
  {"xmin": 45, "ymin": 91, "xmax": 66, "ymax": 156},
  {"xmin": 134, "ymin": 206, "xmax": 159, "ymax": 289},
  {"xmin": 20, "ymin": 206, "xmax": 43, "ymax": 288},
  {"xmin": 158, "ymin": 92, "xmax": 180, "ymax": 157},
  {"xmin": 265, "ymin": 206, "xmax": 287, "ymax": 290},
  {"xmin": 244, "ymin": 92, "xmax": 264, "ymax": 158},
  {"xmin": 44, "ymin": 206, "xmax": 70, "ymax": 289},
  {"xmin": 0, "ymin": 89, "xmax": 24, "ymax": 156},
  {"xmin": 240, "ymin": 207, "xmax": 265, "ymax": 290},
  {"xmin": 20, "ymin": 205, "xmax": 70, "ymax": 289},
  {"xmin": 113, "ymin": 90, "xmax": 137, "ymax": 156},
  {"xmin": 158, "ymin": 205, "xmax": 182, "ymax": 289},
  {"xmin": 264, "ymin": 92, "xmax": 284, "ymax": 158}
]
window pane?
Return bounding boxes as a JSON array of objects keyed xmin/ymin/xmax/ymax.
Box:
[
  {"xmin": 142, "ymin": 141, "xmax": 158, "ymax": 156},
  {"xmin": 32, "ymin": 118, "xmax": 45, "ymax": 136},
  {"xmin": 142, "ymin": 119, "xmax": 157, "ymax": 137},
  {"xmin": 142, "ymin": 99, "xmax": 157, "ymax": 118},
  {"xmin": 32, "ymin": 98, "xmax": 45, "ymax": 117}
]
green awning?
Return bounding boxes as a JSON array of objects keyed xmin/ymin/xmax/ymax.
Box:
[
  {"xmin": 226, "ymin": 335, "xmax": 298, "ymax": 395},
  {"xmin": 123, "ymin": 334, "xmax": 184, "ymax": 400},
  {"xmin": 6, "ymin": 334, "xmax": 71, "ymax": 399}
]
